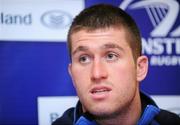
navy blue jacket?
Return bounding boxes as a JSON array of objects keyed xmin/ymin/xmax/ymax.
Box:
[{"xmin": 52, "ymin": 92, "xmax": 180, "ymax": 125}]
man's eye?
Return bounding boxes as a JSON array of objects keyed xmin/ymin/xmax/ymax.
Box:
[
  {"xmin": 106, "ymin": 52, "xmax": 119, "ymax": 61},
  {"xmin": 79, "ymin": 55, "xmax": 91, "ymax": 64}
]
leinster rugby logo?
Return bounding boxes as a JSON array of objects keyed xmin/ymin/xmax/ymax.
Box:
[
  {"xmin": 121, "ymin": 0, "xmax": 180, "ymax": 66},
  {"xmin": 129, "ymin": 0, "xmax": 179, "ymax": 37}
]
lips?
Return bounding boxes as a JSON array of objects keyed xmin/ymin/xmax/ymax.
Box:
[
  {"xmin": 90, "ymin": 86, "xmax": 112, "ymax": 100},
  {"xmin": 91, "ymin": 87, "xmax": 111, "ymax": 93}
]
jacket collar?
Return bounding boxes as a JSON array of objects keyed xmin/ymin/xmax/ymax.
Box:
[{"xmin": 73, "ymin": 91, "xmax": 160, "ymax": 125}]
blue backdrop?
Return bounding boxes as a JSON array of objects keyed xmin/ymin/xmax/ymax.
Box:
[{"xmin": 0, "ymin": 0, "xmax": 179, "ymax": 124}]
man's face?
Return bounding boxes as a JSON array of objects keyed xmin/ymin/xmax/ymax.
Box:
[{"xmin": 69, "ymin": 27, "xmax": 145, "ymax": 118}]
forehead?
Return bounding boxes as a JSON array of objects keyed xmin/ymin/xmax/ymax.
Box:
[{"xmin": 70, "ymin": 27, "xmax": 129, "ymax": 49}]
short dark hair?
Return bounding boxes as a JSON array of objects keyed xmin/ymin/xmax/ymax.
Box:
[{"xmin": 67, "ymin": 4, "xmax": 142, "ymax": 61}]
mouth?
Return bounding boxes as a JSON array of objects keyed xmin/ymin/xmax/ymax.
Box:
[
  {"xmin": 90, "ymin": 86, "xmax": 112, "ymax": 100},
  {"xmin": 91, "ymin": 88, "xmax": 111, "ymax": 94}
]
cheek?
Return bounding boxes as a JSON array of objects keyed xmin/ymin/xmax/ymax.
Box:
[
  {"xmin": 71, "ymin": 66, "xmax": 90, "ymax": 92},
  {"xmin": 109, "ymin": 62, "xmax": 137, "ymax": 89},
  {"xmin": 109, "ymin": 64, "xmax": 137, "ymax": 106}
]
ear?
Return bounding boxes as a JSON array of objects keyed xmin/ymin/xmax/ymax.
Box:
[
  {"xmin": 68, "ymin": 63, "xmax": 72, "ymax": 77},
  {"xmin": 136, "ymin": 56, "xmax": 148, "ymax": 82}
]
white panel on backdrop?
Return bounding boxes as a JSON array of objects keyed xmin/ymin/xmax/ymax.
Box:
[
  {"xmin": 0, "ymin": 0, "xmax": 84, "ymax": 41},
  {"xmin": 37, "ymin": 96, "xmax": 78, "ymax": 125},
  {"xmin": 38, "ymin": 96, "xmax": 180, "ymax": 125},
  {"xmin": 152, "ymin": 95, "xmax": 180, "ymax": 116}
]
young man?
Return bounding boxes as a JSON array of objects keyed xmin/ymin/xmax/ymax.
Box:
[{"xmin": 53, "ymin": 4, "xmax": 180, "ymax": 125}]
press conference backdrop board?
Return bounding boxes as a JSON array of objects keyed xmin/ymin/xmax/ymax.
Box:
[{"xmin": 0, "ymin": 0, "xmax": 179, "ymax": 125}]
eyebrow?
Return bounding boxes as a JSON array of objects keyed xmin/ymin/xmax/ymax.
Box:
[
  {"xmin": 72, "ymin": 46, "xmax": 89, "ymax": 56},
  {"xmin": 72, "ymin": 43, "xmax": 124, "ymax": 56},
  {"xmin": 103, "ymin": 43, "xmax": 124, "ymax": 52}
]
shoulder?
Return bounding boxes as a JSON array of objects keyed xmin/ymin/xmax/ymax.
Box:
[
  {"xmin": 155, "ymin": 109, "xmax": 180, "ymax": 125},
  {"xmin": 52, "ymin": 107, "xmax": 75, "ymax": 125}
]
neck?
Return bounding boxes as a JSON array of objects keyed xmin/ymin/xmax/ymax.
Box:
[{"xmin": 96, "ymin": 90, "xmax": 142, "ymax": 125}]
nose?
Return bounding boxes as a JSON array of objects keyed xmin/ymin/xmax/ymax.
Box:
[{"xmin": 91, "ymin": 59, "xmax": 108, "ymax": 82}]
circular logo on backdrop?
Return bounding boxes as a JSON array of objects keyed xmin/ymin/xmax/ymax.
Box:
[{"xmin": 41, "ymin": 10, "xmax": 72, "ymax": 29}]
